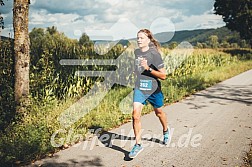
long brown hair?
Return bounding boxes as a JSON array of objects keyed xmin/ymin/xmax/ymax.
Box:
[{"xmin": 138, "ymin": 29, "xmax": 161, "ymax": 52}]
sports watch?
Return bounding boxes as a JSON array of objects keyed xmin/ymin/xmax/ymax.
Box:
[{"xmin": 148, "ymin": 67, "xmax": 153, "ymax": 73}]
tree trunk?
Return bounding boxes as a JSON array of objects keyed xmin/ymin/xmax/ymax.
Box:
[{"xmin": 13, "ymin": 0, "xmax": 30, "ymax": 112}]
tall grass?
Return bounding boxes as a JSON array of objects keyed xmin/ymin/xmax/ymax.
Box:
[{"xmin": 0, "ymin": 47, "xmax": 252, "ymax": 165}]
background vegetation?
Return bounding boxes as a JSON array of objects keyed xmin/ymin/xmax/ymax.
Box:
[
  {"xmin": 0, "ymin": 26, "xmax": 252, "ymax": 166},
  {"xmin": 162, "ymin": 27, "xmax": 251, "ymax": 49}
]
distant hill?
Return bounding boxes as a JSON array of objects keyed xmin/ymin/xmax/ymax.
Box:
[
  {"xmin": 0, "ymin": 26, "xmax": 244, "ymax": 47},
  {"xmin": 159, "ymin": 27, "xmax": 242, "ymax": 46},
  {"xmin": 157, "ymin": 29, "xmax": 213, "ymax": 44},
  {"xmin": 187, "ymin": 27, "xmax": 241, "ymax": 45}
]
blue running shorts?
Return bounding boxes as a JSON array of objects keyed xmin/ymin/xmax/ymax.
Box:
[{"xmin": 133, "ymin": 88, "xmax": 164, "ymax": 108}]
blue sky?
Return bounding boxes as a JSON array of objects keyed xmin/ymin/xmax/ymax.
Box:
[{"xmin": 0, "ymin": 0, "xmax": 225, "ymax": 40}]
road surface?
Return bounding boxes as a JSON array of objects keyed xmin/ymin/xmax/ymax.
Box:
[{"xmin": 31, "ymin": 70, "xmax": 252, "ymax": 167}]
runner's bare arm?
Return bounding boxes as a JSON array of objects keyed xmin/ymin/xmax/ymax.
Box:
[
  {"xmin": 148, "ymin": 67, "xmax": 167, "ymax": 80},
  {"xmin": 141, "ymin": 59, "xmax": 167, "ymax": 80}
]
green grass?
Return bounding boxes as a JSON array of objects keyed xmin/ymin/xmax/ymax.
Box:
[
  {"xmin": 0, "ymin": 49, "xmax": 252, "ymax": 166},
  {"xmin": 244, "ymin": 143, "xmax": 252, "ymax": 167}
]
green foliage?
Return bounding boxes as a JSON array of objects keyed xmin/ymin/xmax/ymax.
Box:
[
  {"xmin": 0, "ymin": 122, "xmax": 53, "ymax": 165},
  {"xmin": 188, "ymin": 27, "xmax": 245, "ymax": 47},
  {"xmin": 0, "ymin": 15, "xmax": 3, "ymax": 29},
  {"xmin": 0, "ymin": 0, "xmax": 4, "ymax": 6},
  {"xmin": 0, "ymin": 39, "xmax": 15, "ymax": 131},
  {"xmin": 222, "ymin": 48, "xmax": 252, "ymax": 60},
  {"xmin": 79, "ymin": 33, "xmax": 94, "ymax": 48},
  {"xmin": 164, "ymin": 49, "xmax": 237, "ymax": 78},
  {"xmin": 209, "ymin": 35, "xmax": 219, "ymax": 48},
  {"xmin": 168, "ymin": 42, "xmax": 178, "ymax": 49},
  {"xmin": 196, "ymin": 42, "xmax": 204, "ymax": 49},
  {"xmin": 1, "ymin": 25, "xmax": 252, "ymax": 165},
  {"xmin": 0, "ymin": 99, "xmax": 59, "ymax": 166},
  {"xmin": 0, "ymin": 0, "xmax": 5, "ymax": 29},
  {"xmin": 29, "ymin": 27, "xmax": 128, "ymax": 102},
  {"xmin": 162, "ymin": 27, "xmax": 250, "ymax": 48},
  {"xmin": 29, "ymin": 27, "xmax": 85, "ymax": 100},
  {"xmin": 214, "ymin": 0, "xmax": 252, "ymax": 45},
  {"xmin": 165, "ymin": 29, "xmax": 210, "ymax": 44}
]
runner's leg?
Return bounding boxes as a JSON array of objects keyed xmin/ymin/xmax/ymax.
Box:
[
  {"xmin": 132, "ymin": 102, "xmax": 144, "ymax": 144},
  {"xmin": 154, "ymin": 107, "xmax": 168, "ymax": 132}
]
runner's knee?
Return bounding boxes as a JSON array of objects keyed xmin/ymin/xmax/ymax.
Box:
[
  {"xmin": 132, "ymin": 110, "xmax": 141, "ymax": 121},
  {"xmin": 154, "ymin": 108, "xmax": 163, "ymax": 117},
  {"xmin": 155, "ymin": 112, "xmax": 162, "ymax": 118}
]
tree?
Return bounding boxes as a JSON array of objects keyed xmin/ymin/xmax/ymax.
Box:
[
  {"xmin": 221, "ymin": 41, "xmax": 230, "ymax": 48},
  {"xmin": 240, "ymin": 39, "xmax": 249, "ymax": 48},
  {"xmin": 0, "ymin": 0, "xmax": 6, "ymax": 43},
  {"xmin": 13, "ymin": 0, "xmax": 30, "ymax": 112},
  {"xmin": 168, "ymin": 41, "xmax": 178, "ymax": 49},
  {"xmin": 209, "ymin": 35, "xmax": 219, "ymax": 48},
  {"xmin": 231, "ymin": 43, "xmax": 239, "ymax": 48},
  {"xmin": 0, "ymin": 1, "xmax": 4, "ymax": 29},
  {"xmin": 202, "ymin": 43, "xmax": 208, "ymax": 48},
  {"xmin": 46, "ymin": 26, "xmax": 57, "ymax": 35},
  {"xmin": 79, "ymin": 33, "xmax": 93, "ymax": 47},
  {"xmin": 214, "ymin": 0, "xmax": 252, "ymax": 46},
  {"xmin": 196, "ymin": 42, "xmax": 203, "ymax": 49},
  {"xmin": 29, "ymin": 28, "xmax": 45, "ymax": 63}
]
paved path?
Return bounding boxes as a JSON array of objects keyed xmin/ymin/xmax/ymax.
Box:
[{"xmin": 31, "ymin": 70, "xmax": 252, "ymax": 167}]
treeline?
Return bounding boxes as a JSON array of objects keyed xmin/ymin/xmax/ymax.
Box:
[{"xmin": 163, "ymin": 27, "xmax": 251, "ymax": 49}]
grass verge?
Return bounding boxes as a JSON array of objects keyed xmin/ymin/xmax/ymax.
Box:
[{"xmin": 0, "ymin": 49, "xmax": 252, "ymax": 166}]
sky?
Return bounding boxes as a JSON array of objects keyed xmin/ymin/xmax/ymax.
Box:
[{"xmin": 0, "ymin": 0, "xmax": 225, "ymax": 41}]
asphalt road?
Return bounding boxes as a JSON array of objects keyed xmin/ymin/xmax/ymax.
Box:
[{"xmin": 31, "ymin": 69, "xmax": 252, "ymax": 167}]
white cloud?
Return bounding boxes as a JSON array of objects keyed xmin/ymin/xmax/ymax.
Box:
[
  {"xmin": 0, "ymin": 0, "xmax": 225, "ymax": 40},
  {"xmin": 174, "ymin": 9, "xmax": 225, "ymax": 30}
]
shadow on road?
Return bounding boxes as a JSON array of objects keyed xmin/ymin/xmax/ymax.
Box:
[
  {"xmin": 184, "ymin": 84, "xmax": 252, "ymax": 109},
  {"xmin": 89, "ymin": 126, "xmax": 165, "ymax": 161},
  {"xmin": 203, "ymin": 84, "xmax": 252, "ymax": 104},
  {"xmin": 35, "ymin": 155, "xmax": 103, "ymax": 167}
]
